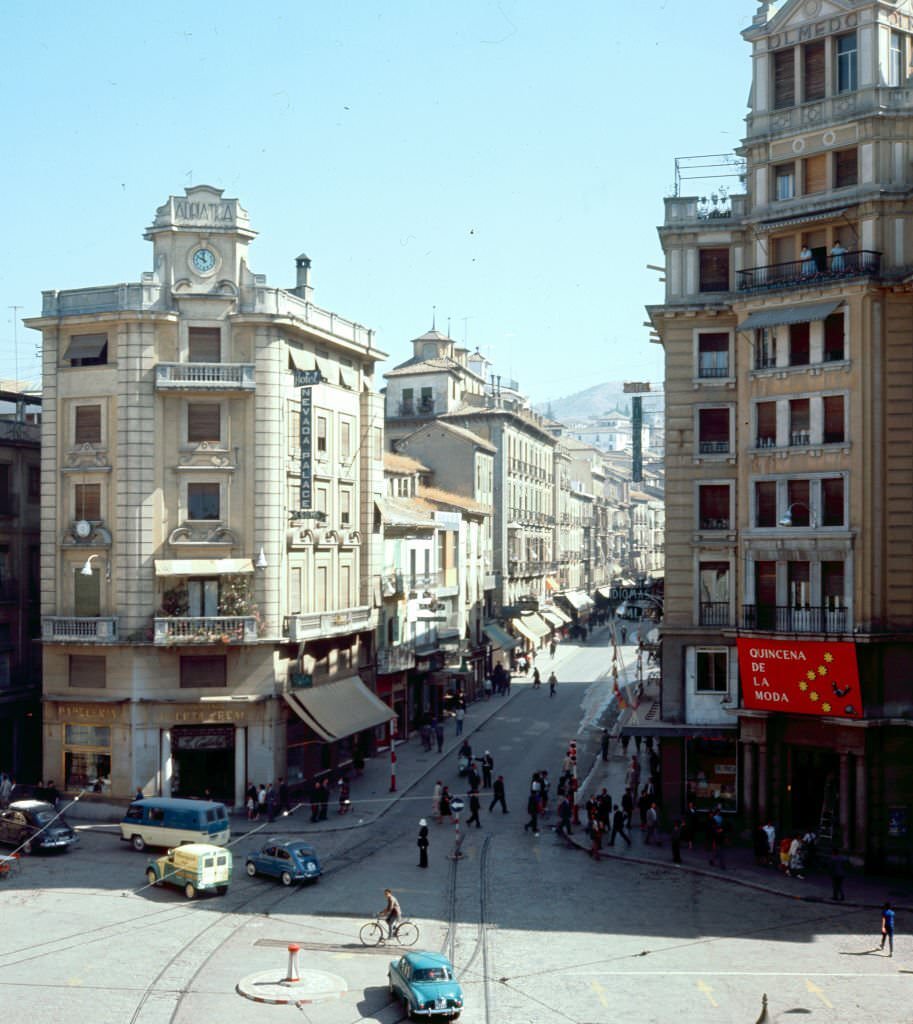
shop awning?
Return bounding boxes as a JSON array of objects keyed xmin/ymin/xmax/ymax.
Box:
[
  {"xmin": 596, "ymin": 586, "xmax": 615, "ymax": 600},
  {"xmin": 510, "ymin": 617, "xmax": 538, "ymax": 644},
  {"xmin": 557, "ymin": 590, "xmax": 592, "ymax": 613},
  {"xmin": 288, "ymin": 347, "xmax": 317, "ymax": 372},
  {"xmin": 63, "ymin": 333, "xmax": 107, "ymax": 361},
  {"xmin": 483, "ymin": 623, "xmax": 519, "ymax": 651},
  {"xmin": 523, "ymin": 612, "xmax": 551, "ymax": 638},
  {"xmin": 154, "ymin": 558, "xmax": 254, "ymax": 577},
  {"xmin": 738, "ymin": 301, "xmax": 841, "ymax": 332},
  {"xmin": 283, "ymin": 676, "xmax": 394, "ymax": 742},
  {"xmin": 540, "ymin": 607, "xmax": 568, "ymax": 629}
]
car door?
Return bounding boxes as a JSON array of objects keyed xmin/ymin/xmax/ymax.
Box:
[
  {"xmin": 8, "ymin": 810, "xmax": 30, "ymax": 846},
  {"xmin": 259, "ymin": 845, "xmax": 277, "ymax": 876}
]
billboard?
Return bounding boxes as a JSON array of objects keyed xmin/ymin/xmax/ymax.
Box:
[{"xmin": 737, "ymin": 638, "xmax": 862, "ymax": 720}]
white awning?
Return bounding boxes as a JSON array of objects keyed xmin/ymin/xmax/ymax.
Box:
[
  {"xmin": 739, "ymin": 301, "xmax": 841, "ymax": 331},
  {"xmin": 288, "ymin": 347, "xmax": 316, "ymax": 372},
  {"xmin": 154, "ymin": 558, "xmax": 254, "ymax": 577},
  {"xmin": 511, "ymin": 617, "xmax": 538, "ymax": 644},
  {"xmin": 283, "ymin": 676, "xmax": 393, "ymax": 742},
  {"xmin": 540, "ymin": 607, "xmax": 569, "ymax": 628},
  {"xmin": 523, "ymin": 612, "xmax": 552, "ymax": 639}
]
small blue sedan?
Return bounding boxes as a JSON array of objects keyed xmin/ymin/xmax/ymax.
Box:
[
  {"xmin": 388, "ymin": 951, "xmax": 463, "ymax": 1019},
  {"xmin": 244, "ymin": 839, "xmax": 321, "ymax": 886}
]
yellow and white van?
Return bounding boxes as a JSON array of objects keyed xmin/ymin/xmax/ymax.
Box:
[{"xmin": 145, "ymin": 843, "xmax": 232, "ymax": 899}]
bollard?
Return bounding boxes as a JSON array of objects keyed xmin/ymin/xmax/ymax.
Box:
[{"xmin": 285, "ymin": 943, "xmax": 300, "ymax": 984}]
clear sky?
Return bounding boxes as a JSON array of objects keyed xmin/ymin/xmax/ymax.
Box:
[{"xmin": 0, "ymin": 1, "xmax": 757, "ymax": 405}]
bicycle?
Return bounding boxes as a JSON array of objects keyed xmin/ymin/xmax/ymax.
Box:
[{"xmin": 359, "ymin": 916, "xmax": 420, "ymax": 947}]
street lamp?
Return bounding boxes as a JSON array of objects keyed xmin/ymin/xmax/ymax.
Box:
[{"xmin": 778, "ymin": 501, "xmax": 816, "ymax": 528}]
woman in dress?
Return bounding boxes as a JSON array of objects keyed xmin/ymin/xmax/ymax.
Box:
[
  {"xmin": 432, "ymin": 780, "xmax": 442, "ymax": 823},
  {"xmin": 440, "ymin": 786, "xmax": 452, "ymax": 822}
]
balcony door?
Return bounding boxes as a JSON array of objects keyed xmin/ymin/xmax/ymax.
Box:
[
  {"xmin": 188, "ymin": 578, "xmax": 219, "ymax": 617},
  {"xmin": 74, "ymin": 567, "xmax": 101, "ymax": 617},
  {"xmin": 754, "ymin": 561, "xmax": 776, "ymax": 630}
]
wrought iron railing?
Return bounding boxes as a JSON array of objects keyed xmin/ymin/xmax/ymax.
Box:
[
  {"xmin": 700, "ymin": 602, "xmax": 733, "ymax": 626},
  {"xmin": 741, "ymin": 605, "xmax": 848, "ymax": 634},
  {"xmin": 737, "ymin": 249, "xmax": 881, "ymax": 292}
]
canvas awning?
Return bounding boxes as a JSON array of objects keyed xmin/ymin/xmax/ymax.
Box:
[
  {"xmin": 540, "ymin": 607, "xmax": 569, "ymax": 629},
  {"xmin": 63, "ymin": 333, "xmax": 107, "ymax": 361},
  {"xmin": 288, "ymin": 347, "xmax": 317, "ymax": 372},
  {"xmin": 283, "ymin": 676, "xmax": 394, "ymax": 742},
  {"xmin": 738, "ymin": 300, "xmax": 841, "ymax": 332},
  {"xmin": 155, "ymin": 558, "xmax": 254, "ymax": 577},
  {"xmin": 557, "ymin": 590, "xmax": 593, "ymax": 613},
  {"xmin": 483, "ymin": 623, "xmax": 519, "ymax": 651},
  {"xmin": 511, "ymin": 617, "xmax": 538, "ymax": 644},
  {"xmin": 523, "ymin": 612, "xmax": 551, "ymax": 638},
  {"xmin": 597, "ymin": 586, "xmax": 615, "ymax": 600}
]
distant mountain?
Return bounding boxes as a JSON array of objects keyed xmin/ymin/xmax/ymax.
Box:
[{"xmin": 535, "ymin": 381, "xmax": 631, "ymax": 423}]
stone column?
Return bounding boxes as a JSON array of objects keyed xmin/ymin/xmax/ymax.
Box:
[
  {"xmin": 234, "ymin": 726, "xmax": 247, "ymax": 810},
  {"xmin": 757, "ymin": 742, "xmax": 768, "ymax": 822},
  {"xmin": 839, "ymin": 751, "xmax": 850, "ymax": 848},
  {"xmin": 854, "ymin": 753, "xmax": 867, "ymax": 854},
  {"xmin": 161, "ymin": 728, "xmax": 172, "ymax": 798}
]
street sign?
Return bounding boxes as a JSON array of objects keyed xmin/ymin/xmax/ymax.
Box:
[
  {"xmin": 450, "ymin": 797, "xmax": 465, "ymax": 813},
  {"xmin": 293, "ymin": 369, "xmax": 322, "ymax": 387},
  {"xmin": 624, "ymin": 381, "xmax": 652, "ymax": 393},
  {"xmin": 291, "ymin": 510, "xmax": 327, "ymax": 522}
]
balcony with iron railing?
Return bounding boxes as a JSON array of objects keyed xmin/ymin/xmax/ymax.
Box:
[
  {"xmin": 700, "ymin": 602, "xmax": 733, "ymax": 627},
  {"xmin": 155, "ymin": 363, "xmax": 256, "ymax": 391},
  {"xmin": 396, "ymin": 398, "xmax": 436, "ymax": 418},
  {"xmin": 153, "ymin": 615, "xmax": 258, "ymax": 644},
  {"xmin": 736, "ymin": 250, "xmax": 881, "ymax": 293},
  {"xmin": 698, "ymin": 440, "xmax": 730, "ymax": 455},
  {"xmin": 43, "ymin": 616, "xmax": 119, "ymax": 642},
  {"xmin": 741, "ymin": 604, "xmax": 848, "ymax": 634},
  {"xmin": 284, "ymin": 605, "xmax": 375, "ymax": 642}
]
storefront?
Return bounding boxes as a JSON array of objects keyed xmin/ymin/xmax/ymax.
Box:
[{"xmin": 170, "ymin": 724, "xmax": 235, "ymax": 801}]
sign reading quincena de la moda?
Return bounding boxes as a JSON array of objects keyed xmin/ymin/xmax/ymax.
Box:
[{"xmin": 737, "ymin": 638, "xmax": 863, "ymax": 720}]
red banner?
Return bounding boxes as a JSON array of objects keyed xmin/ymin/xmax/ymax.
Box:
[{"xmin": 737, "ymin": 639, "xmax": 862, "ymax": 719}]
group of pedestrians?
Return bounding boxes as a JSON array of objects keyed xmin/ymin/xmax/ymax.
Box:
[{"xmin": 246, "ymin": 779, "xmax": 292, "ymax": 822}]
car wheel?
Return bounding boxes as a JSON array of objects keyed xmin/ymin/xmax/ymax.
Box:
[
  {"xmin": 246, "ymin": 862, "xmax": 257, "ymax": 877},
  {"xmin": 146, "ymin": 869, "xmax": 158, "ymax": 886},
  {"xmin": 216, "ymin": 885, "xmax": 228, "ymax": 896},
  {"xmin": 131, "ymin": 835, "xmax": 145, "ymax": 853},
  {"xmin": 184, "ymin": 882, "xmax": 196, "ymax": 900},
  {"xmin": 280, "ymin": 871, "xmax": 293, "ymax": 887}
]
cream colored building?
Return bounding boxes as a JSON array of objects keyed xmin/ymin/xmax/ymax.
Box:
[
  {"xmin": 29, "ymin": 186, "xmax": 389, "ymax": 808},
  {"xmin": 647, "ymin": 1, "xmax": 913, "ymax": 867}
]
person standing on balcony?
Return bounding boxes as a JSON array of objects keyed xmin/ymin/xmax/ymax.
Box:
[
  {"xmin": 830, "ymin": 239, "xmax": 846, "ymax": 272},
  {"xmin": 800, "ymin": 244, "xmax": 816, "ymax": 275}
]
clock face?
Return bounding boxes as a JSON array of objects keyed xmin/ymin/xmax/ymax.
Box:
[
  {"xmin": 75, "ymin": 519, "xmax": 92, "ymax": 538},
  {"xmin": 191, "ymin": 247, "xmax": 216, "ymax": 274}
]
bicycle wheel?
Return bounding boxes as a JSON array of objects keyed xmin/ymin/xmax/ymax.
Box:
[
  {"xmin": 395, "ymin": 921, "xmax": 419, "ymax": 947},
  {"xmin": 359, "ymin": 921, "xmax": 385, "ymax": 946}
]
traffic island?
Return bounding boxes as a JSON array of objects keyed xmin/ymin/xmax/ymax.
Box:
[{"xmin": 237, "ymin": 943, "xmax": 347, "ymax": 1006}]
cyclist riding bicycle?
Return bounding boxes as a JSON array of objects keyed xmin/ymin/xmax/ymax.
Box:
[{"xmin": 378, "ymin": 888, "xmax": 401, "ymax": 938}]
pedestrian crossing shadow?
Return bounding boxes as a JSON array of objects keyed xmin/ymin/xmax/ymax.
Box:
[{"xmin": 838, "ymin": 947, "xmax": 886, "ymax": 956}]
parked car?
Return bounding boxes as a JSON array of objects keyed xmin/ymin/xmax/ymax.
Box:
[
  {"xmin": 0, "ymin": 800, "xmax": 78, "ymax": 854},
  {"xmin": 145, "ymin": 843, "xmax": 232, "ymax": 899},
  {"xmin": 388, "ymin": 951, "xmax": 463, "ymax": 1019},
  {"xmin": 121, "ymin": 797, "xmax": 230, "ymax": 852},
  {"xmin": 245, "ymin": 839, "xmax": 321, "ymax": 886}
]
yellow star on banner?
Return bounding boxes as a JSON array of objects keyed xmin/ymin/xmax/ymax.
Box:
[
  {"xmin": 822, "ymin": 702, "xmax": 832, "ymax": 713},
  {"xmin": 807, "ymin": 670, "xmax": 816, "ymax": 681},
  {"xmin": 824, "ymin": 652, "xmax": 833, "ymax": 663},
  {"xmin": 810, "ymin": 691, "xmax": 819, "ymax": 702},
  {"xmin": 799, "ymin": 680, "xmax": 808, "ymax": 692},
  {"xmin": 818, "ymin": 665, "xmax": 827, "ymax": 676}
]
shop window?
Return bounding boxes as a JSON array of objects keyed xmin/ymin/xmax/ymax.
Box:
[
  {"xmin": 787, "ymin": 479, "xmax": 811, "ymax": 525},
  {"xmin": 187, "ymin": 403, "xmax": 221, "ymax": 444},
  {"xmin": 696, "ymin": 650, "xmax": 728, "ymax": 693},
  {"xmin": 75, "ymin": 404, "xmax": 102, "ymax": 445},
  {"xmin": 804, "ymin": 40, "xmax": 826, "ymax": 100},
  {"xmin": 65, "ymin": 333, "xmax": 108, "ymax": 367},
  {"xmin": 699, "ymin": 249, "xmax": 730, "ymax": 293},
  {"xmin": 824, "ymin": 312, "xmax": 845, "ymax": 361},
  {"xmin": 188, "ymin": 327, "xmax": 221, "ymax": 363},
  {"xmin": 686, "ymin": 737, "xmax": 737, "ymax": 812},
  {"xmin": 833, "ymin": 148, "xmax": 858, "ymax": 188},
  {"xmin": 64, "ymin": 723, "xmax": 111, "ymax": 792},
  {"xmin": 756, "ymin": 401, "xmax": 777, "ymax": 448},
  {"xmin": 698, "ymin": 408, "xmax": 730, "ymax": 453},
  {"xmin": 74, "ymin": 482, "xmax": 101, "ymax": 521},
  {"xmin": 69, "ymin": 654, "xmax": 106, "ymax": 689},
  {"xmin": 773, "ymin": 47, "xmax": 795, "ymax": 108},
  {"xmin": 803, "ymin": 154, "xmax": 827, "ymax": 195},
  {"xmin": 697, "ymin": 333, "xmax": 729, "ymax": 378},
  {"xmin": 187, "ymin": 482, "xmax": 220, "ymax": 520},
  {"xmin": 774, "ymin": 163, "xmax": 795, "ymax": 200},
  {"xmin": 699, "ymin": 484, "xmax": 730, "ymax": 530},
  {"xmin": 755, "ymin": 480, "xmax": 777, "ymax": 527},
  {"xmin": 789, "ymin": 399, "xmax": 810, "ymax": 445},
  {"xmin": 821, "ymin": 477, "xmax": 845, "ymax": 526},
  {"xmin": 180, "ymin": 655, "xmax": 227, "ymax": 688},
  {"xmin": 823, "ymin": 396, "xmax": 845, "ymax": 443},
  {"xmin": 836, "ymin": 33, "xmax": 858, "ymax": 94}
]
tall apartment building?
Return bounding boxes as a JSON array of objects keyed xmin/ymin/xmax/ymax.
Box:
[
  {"xmin": 28, "ymin": 186, "xmax": 389, "ymax": 807},
  {"xmin": 647, "ymin": 1, "xmax": 913, "ymax": 868}
]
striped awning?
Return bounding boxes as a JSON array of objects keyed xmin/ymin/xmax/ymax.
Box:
[{"xmin": 738, "ymin": 300, "xmax": 841, "ymax": 331}]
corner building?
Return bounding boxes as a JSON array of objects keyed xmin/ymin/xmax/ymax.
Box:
[
  {"xmin": 648, "ymin": 1, "xmax": 913, "ymax": 869},
  {"xmin": 29, "ymin": 187, "xmax": 389, "ymax": 808}
]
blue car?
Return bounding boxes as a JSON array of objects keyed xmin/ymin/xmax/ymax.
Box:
[
  {"xmin": 244, "ymin": 839, "xmax": 321, "ymax": 886},
  {"xmin": 388, "ymin": 951, "xmax": 463, "ymax": 1019}
]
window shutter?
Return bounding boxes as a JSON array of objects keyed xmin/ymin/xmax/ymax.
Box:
[
  {"xmin": 75, "ymin": 405, "xmax": 102, "ymax": 445},
  {"xmin": 187, "ymin": 404, "xmax": 221, "ymax": 443},
  {"xmin": 70, "ymin": 655, "xmax": 106, "ymax": 689},
  {"xmin": 188, "ymin": 327, "xmax": 221, "ymax": 363},
  {"xmin": 804, "ymin": 41, "xmax": 825, "ymax": 100},
  {"xmin": 75, "ymin": 483, "xmax": 101, "ymax": 520},
  {"xmin": 773, "ymin": 48, "xmax": 795, "ymax": 108},
  {"xmin": 756, "ymin": 402, "xmax": 777, "ymax": 444},
  {"xmin": 823, "ymin": 396, "xmax": 845, "ymax": 442},
  {"xmin": 699, "ymin": 249, "xmax": 730, "ymax": 292},
  {"xmin": 804, "ymin": 154, "xmax": 827, "ymax": 194},
  {"xmin": 834, "ymin": 148, "xmax": 858, "ymax": 187}
]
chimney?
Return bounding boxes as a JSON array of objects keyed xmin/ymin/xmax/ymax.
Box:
[{"xmin": 292, "ymin": 253, "xmax": 313, "ymax": 301}]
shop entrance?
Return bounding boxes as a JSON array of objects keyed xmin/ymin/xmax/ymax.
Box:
[
  {"xmin": 171, "ymin": 725, "xmax": 235, "ymax": 803},
  {"xmin": 788, "ymin": 746, "xmax": 838, "ymax": 835}
]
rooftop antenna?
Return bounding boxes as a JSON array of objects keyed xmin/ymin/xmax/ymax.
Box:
[
  {"xmin": 431, "ymin": 305, "xmax": 436, "ymax": 331},
  {"xmin": 9, "ymin": 306, "xmax": 21, "ymax": 386},
  {"xmin": 447, "ymin": 316, "xmax": 451, "ymax": 338}
]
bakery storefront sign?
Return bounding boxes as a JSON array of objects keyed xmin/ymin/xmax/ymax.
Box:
[{"xmin": 737, "ymin": 639, "xmax": 862, "ymax": 719}]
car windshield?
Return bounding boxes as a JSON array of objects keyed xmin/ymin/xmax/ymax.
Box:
[
  {"xmin": 291, "ymin": 847, "xmax": 313, "ymax": 857},
  {"xmin": 33, "ymin": 810, "xmax": 57, "ymax": 824},
  {"xmin": 413, "ymin": 967, "xmax": 452, "ymax": 982}
]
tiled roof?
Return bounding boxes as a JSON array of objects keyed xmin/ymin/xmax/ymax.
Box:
[
  {"xmin": 385, "ymin": 356, "xmax": 464, "ymax": 377},
  {"xmin": 383, "ymin": 451, "xmax": 429, "ymax": 475},
  {"xmin": 400, "ymin": 420, "xmax": 496, "ymax": 453},
  {"xmin": 417, "ymin": 485, "xmax": 491, "ymax": 516}
]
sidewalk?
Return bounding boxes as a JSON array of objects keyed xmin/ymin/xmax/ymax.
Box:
[{"xmin": 573, "ymin": 717, "xmax": 913, "ymax": 913}]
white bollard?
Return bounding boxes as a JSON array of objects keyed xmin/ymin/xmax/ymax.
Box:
[{"xmin": 285, "ymin": 943, "xmax": 300, "ymax": 984}]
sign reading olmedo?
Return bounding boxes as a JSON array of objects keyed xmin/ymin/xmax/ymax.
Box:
[{"xmin": 737, "ymin": 639, "xmax": 862, "ymax": 720}]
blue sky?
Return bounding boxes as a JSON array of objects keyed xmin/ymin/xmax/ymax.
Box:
[{"xmin": 1, "ymin": 1, "xmax": 756, "ymax": 404}]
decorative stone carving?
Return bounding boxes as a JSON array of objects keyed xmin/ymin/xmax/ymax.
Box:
[{"xmin": 168, "ymin": 524, "xmax": 238, "ymax": 546}]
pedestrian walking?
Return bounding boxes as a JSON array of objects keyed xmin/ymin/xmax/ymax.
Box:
[
  {"xmin": 830, "ymin": 848, "xmax": 846, "ymax": 901},
  {"xmin": 549, "ymin": 639, "xmax": 557, "ymax": 658},
  {"xmin": 309, "ymin": 779, "xmax": 321, "ymax": 822},
  {"xmin": 278, "ymin": 777, "xmax": 290, "ymax": 813},
  {"xmin": 319, "ymin": 779, "xmax": 329, "ymax": 820},
  {"xmin": 524, "ymin": 791, "xmax": 540, "ymax": 835},
  {"xmin": 0, "ymin": 773, "xmax": 11, "ymax": 809},
  {"xmin": 432, "ymin": 781, "xmax": 443, "ymax": 823},
  {"xmin": 455, "ymin": 705, "xmax": 465, "ymax": 736},
  {"xmin": 435, "ymin": 720, "xmax": 444, "ymax": 753},
  {"xmin": 484, "ymin": 675, "xmax": 493, "ymax": 700},
  {"xmin": 645, "ymin": 801, "xmax": 660, "ymax": 845},
  {"xmin": 625, "ymin": 756, "xmax": 640, "ymax": 796},
  {"xmin": 489, "ymin": 775, "xmax": 508, "ymax": 814},
  {"xmin": 548, "ymin": 672, "xmax": 558, "ymax": 697},
  {"xmin": 609, "ymin": 805, "xmax": 631, "ymax": 846},
  {"xmin": 621, "ymin": 787, "xmax": 634, "ymax": 829},
  {"xmin": 600, "ymin": 728, "xmax": 610, "ymax": 762},
  {"xmin": 671, "ymin": 820, "xmax": 683, "ymax": 863},
  {"xmin": 266, "ymin": 782, "xmax": 278, "ymax": 823},
  {"xmin": 637, "ymin": 786, "xmax": 650, "ymax": 831},
  {"xmin": 556, "ymin": 795, "xmax": 573, "ymax": 841},
  {"xmin": 258, "ymin": 783, "xmax": 267, "ymax": 818},
  {"xmin": 708, "ymin": 806, "xmax": 727, "ymax": 869},
  {"xmin": 417, "ymin": 820, "xmax": 430, "ymax": 868},
  {"xmin": 634, "ymin": 734, "xmax": 643, "ymax": 754},
  {"xmin": 880, "ymin": 902, "xmax": 895, "ymax": 956},
  {"xmin": 467, "ymin": 788, "xmax": 482, "ymax": 828},
  {"xmin": 588, "ymin": 817, "xmax": 604, "ymax": 860},
  {"xmin": 246, "ymin": 782, "xmax": 258, "ymax": 820},
  {"xmin": 440, "ymin": 786, "xmax": 452, "ymax": 822},
  {"xmin": 482, "ymin": 752, "xmax": 494, "ymax": 789},
  {"xmin": 620, "ymin": 734, "xmax": 631, "ymax": 757},
  {"xmin": 532, "ymin": 667, "xmax": 541, "ymax": 688}
]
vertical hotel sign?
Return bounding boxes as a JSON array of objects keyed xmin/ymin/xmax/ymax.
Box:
[
  {"xmin": 294, "ymin": 369, "xmax": 322, "ymax": 515},
  {"xmin": 737, "ymin": 639, "xmax": 863, "ymax": 720}
]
